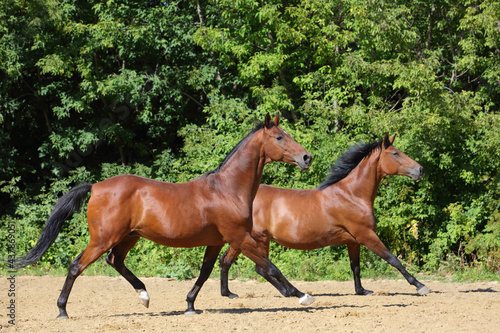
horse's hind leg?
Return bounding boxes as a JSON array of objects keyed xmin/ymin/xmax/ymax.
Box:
[
  {"xmin": 106, "ymin": 235, "xmax": 150, "ymax": 307},
  {"xmin": 238, "ymin": 234, "xmax": 315, "ymax": 306},
  {"xmin": 57, "ymin": 241, "xmax": 114, "ymax": 319},
  {"xmin": 254, "ymin": 263, "xmax": 289, "ymax": 295},
  {"xmin": 185, "ymin": 245, "xmax": 224, "ymax": 315},
  {"xmin": 251, "ymin": 239, "xmax": 288, "ymax": 296},
  {"xmin": 347, "ymin": 243, "xmax": 373, "ymax": 295},
  {"xmin": 220, "ymin": 244, "xmax": 288, "ymax": 299}
]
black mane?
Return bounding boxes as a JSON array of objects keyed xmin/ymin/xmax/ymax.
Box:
[
  {"xmin": 204, "ymin": 121, "xmax": 274, "ymax": 176},
  {"xmin": 317, "ymin": 139, "xmax": 387, "ymax": 190}
]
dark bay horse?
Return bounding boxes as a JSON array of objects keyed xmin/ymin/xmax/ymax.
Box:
[
  {"xmin": 220, "ymin": 134, "xmax": 430, "ymax": 299},
  {"xmin": 15, "ymin": 114, "xmax": 314, "ymax": 319}
]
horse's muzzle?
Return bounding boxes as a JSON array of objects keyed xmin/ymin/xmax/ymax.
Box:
[
  {"xmin": 299, "ymin": 153, "xmax": 313, "ymax": 170},
  {"xmin": 411, "ymin": 166, "xmax": 424, "ymax": 181}
]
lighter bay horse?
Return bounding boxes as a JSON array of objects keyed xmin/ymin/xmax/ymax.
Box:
[
  {"xmin": 14, "ymin": 114, "xmax": 315, "ymax": 319},
  {"xmin": 220, "ymin": 134, "xmax": 430, "ymax": 298}
]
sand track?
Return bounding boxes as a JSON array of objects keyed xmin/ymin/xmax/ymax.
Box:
[{"xmin": 1, "ymin": 276, "xmax": 499, "ymax": 332}]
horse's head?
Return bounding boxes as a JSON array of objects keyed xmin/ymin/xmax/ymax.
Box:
[
  {"xmin": 379, "ymin": 134, "xmax": 423, "ymax": 181},
  {"xmin": 262, "ymin": 113, "xmax": 312, "ymax": 170}
]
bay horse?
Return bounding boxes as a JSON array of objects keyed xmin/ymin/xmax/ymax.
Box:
[
  {"xmin": 14, "ymin": 114, "xmax": 315, "ymax": 319},
  {"xmin": 219, "ymin": 134, "xmax": 430, "ymax": 299}
]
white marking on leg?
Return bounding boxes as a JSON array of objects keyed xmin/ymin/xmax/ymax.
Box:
[
  {"xmin": 136, "ymin": 289, "xmax": 150, "ymax": 308},
  {"xmin": 299, "ymin": 294, "xmax": 315, "ymax": 306},
  {"xmin": 417, "ymin": 285, "xmax": 431, "ymax": 296}
]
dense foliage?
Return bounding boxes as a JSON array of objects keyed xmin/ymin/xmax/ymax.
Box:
[{"xmin": 1, "ymin": 0, "xmax": 498, "ymax": 280}]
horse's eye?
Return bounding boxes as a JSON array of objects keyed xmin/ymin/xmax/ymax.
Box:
[
  {"xmin": 392, "ymin": 152, "xmax": 399, "ymax": 156},
  {"xmin": 276, "ymin": 136, "xmax": 283, "ymax": 141}
]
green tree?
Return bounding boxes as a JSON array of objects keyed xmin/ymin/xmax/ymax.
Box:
[
  {"xmin": 1, "ymin": 0, "xmax": 498, "ymax": 278},
  {"xmin": 193, "ymin": 0, "xmax": 500, "ymax": 274}
]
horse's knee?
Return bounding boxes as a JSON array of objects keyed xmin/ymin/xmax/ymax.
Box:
[
  {"xmin": 267, "ymin": 263, "xmax": 281, "ymax": 277},
  {"xmin": 384, "ymin": 252, "xmax": 402, "ymax": 267},
  {"xmin": 254, "ymin": 264, "xmax": 265, "ymax": 276},
  {"xmin": 254, "ymin": 261, "xmax": 280, "ymax": 278}
]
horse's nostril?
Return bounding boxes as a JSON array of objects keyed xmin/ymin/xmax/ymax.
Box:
[
  {"xmin": 419, "ymin": 166, "xmax": 424, "ymax": 176},
  {"xmin": 303, "ymin": 154, "xmax": 312, "ymax": 164}
]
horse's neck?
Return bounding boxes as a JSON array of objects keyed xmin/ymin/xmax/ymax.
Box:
[
  {"xmin": 337, "ymin": 149, "xmax": 384, "ymax": 205},
  {"xmin": 216, "ymin": 131, "xmax": 266, "ymax": 201}
]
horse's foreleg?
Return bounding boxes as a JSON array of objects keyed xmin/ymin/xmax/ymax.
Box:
[
  {"xmin": 106, "ymin": 235, "xmax": 149, "ymax": 307},
  {"xmin": 185, "ymin": 245, "xmax": 224, "ymax": 315},
  {"xmin": 219, "ymin": 246, "xmax": 241, "ymax": 299},
  {"xmin": 346, "ymin": 243, "xmax": 373, "ymax": 295},
  {"xmin": 362, "ymin": 233, "xmax": 430, "ymax": 295},
  {"xmin": 238, "ymin": 235, "xmax": 315, "ymax": 306}
]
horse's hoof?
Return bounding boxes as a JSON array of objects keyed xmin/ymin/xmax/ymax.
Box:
[
  {"xmin": 56, "ymin": 313, "xmax": 69, "ymax": 320},
  {"xmin": 299, "ymin": 294, "xmax": 315, "ymax": 306},
  {"xmin": 184, "ymin": 310, "xmax": 197, "ymax": 315},
  {"xmin": 417, "ymin": 285, "xmax": 430, "ymax": 295},
  {"xmin": 137, "ymin": 289, "xmax": 150, "ymax": 308},
  {"xmin": 228, "ymin": 292, "xmax": 239, "ymax": 299},
  {"xmin": 356, "ymin": 289, "xmax": 374, "ymax": 296}
]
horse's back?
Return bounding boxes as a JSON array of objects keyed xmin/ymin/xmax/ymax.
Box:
[
  {"xmin": 90, "ymin": 174, "xmax": 197, "ymax": 200},
  {"xmin": 89, "ymin": 175, "xmax": 176, "ymax": 210}
]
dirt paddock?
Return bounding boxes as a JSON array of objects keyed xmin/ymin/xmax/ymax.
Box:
[{"xmin": 1, "ymin": 276, "xmax": 499, "ymax": 332}]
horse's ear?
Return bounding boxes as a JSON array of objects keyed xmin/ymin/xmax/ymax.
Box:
[
  {"xmin": 273, "ymin": 112, "xmax": 280, "ymax": 127},
  {"xmin": 382, "ymin": 133, "xmax": 391, "ymax": 149},
  {"xmin": 265, "ymin": 113, "xmax": 272, "ymax": 128},
  {"xmin": 390, "ymin": 134, "xmax": 396, "ymax": 144}
]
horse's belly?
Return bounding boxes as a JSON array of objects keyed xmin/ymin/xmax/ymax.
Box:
[
  {"xmin": 275, "ymin": 237, "xmax": 331, "ymax": 250},
  {"xmin": 137, "ymin": 222, "xmax": 224, "ymax": 248},
  {"xmin": 273, "ymin": 225, "xmax": 356, "ymax": 250}
]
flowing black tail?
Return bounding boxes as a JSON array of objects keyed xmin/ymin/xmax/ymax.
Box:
[{"xmin": 14, "ymin": 183, "xmax": 93, "ymax": 268}]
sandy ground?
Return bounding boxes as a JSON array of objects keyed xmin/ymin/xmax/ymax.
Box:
[{"xmin": 0, "ymin": 275, "xmax": 499, "ymax": 332}]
